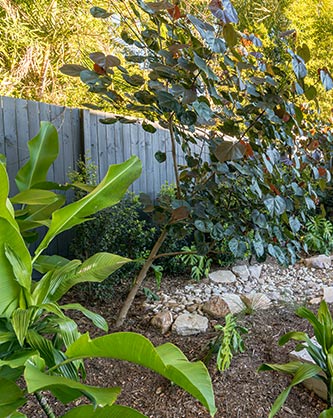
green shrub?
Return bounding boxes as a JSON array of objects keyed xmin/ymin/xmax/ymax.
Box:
[
  {"xmin": 70, "ymin": 193, "xmax": 157, "ymax": 297},
  {"xmin": 303, "ymin": 215, "xmax": 333, "ymax": 255}
]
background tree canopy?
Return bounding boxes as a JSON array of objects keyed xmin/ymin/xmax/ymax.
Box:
[{"xmin": 0, "ymin": 0, "xmax": 331, "ymax": 117}]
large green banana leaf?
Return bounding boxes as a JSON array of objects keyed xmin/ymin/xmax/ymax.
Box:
[
  {"xmin": 61, "ymin": 405, "xmax": 146, "ymax": 417},
  {"xmin": 15, "ymin": 122, "xmax": 59, "ymax": 192},
  {"xmin": 0, "ymin": 218, "xmax": 32, "ymax": 315},
  {"xmin": 259, "ymin": 362, "xmax": 322, "ymax": 417},
  {"xmin": 0, "ymin": 160, "xmax": 32, "ymax": 314},
  {"xmin": 0, "ymin": 159, "xmax": 18, "ymax": 228},
  {"xmin": 16, "ymin": 195, "xmax": 66, "ymax": 233},
  {"xmin": 10, "ymin": 189, "xmax": 61, "ymax": 206},
  {"xmin": 0, "ymin": 377, "xmax": 26, "ymax": 417},
  {"xmin": 34, "ymin": 156, "xmax": 142, "ymax": 258},
  {"xmin": 319, "ymin": 408, "xmax": 333, "ymax": 417},
  {"xmin": 32, "ymin": 253, "xmax": 131, "ymax": 304},
  {"xmin": 64, "ymin": 332, "xmax": 216, "ymax": 416},
  {"xmin": 24, "ymin": 357, "xmax": 121, "ymax": 406}
]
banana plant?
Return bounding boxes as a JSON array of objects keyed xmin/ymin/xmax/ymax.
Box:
[
  {"xmin": 259, "ymin": 301, "xmax": 333, "ymax": 418},
  {"xmin": 0, "ymin": 123, "xmax": 216, "ymax": 417}
]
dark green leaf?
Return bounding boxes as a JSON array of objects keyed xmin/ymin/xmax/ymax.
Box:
[
  {"xmin": 179, "ymin": 111, "xmax": 197, "ymax": 126},
  {"xmin": 289, "ymin": 216, "xmax": 301, "ymax": 233},
  {"xmin": 157, "ymin": 91, "xmax": 181, "ymax": 113},
  {"xmin": 264, "ymin": 196, "xmax": 286, "ymax": 217},
  {"xmin": 195, "ymin": 220, "xmax": 213, "ymax": 233},
  {"xmin": 297, "ymin": 44, "xmax": 311, "ymax": 63},
  {"xmin": 142, "ymin": 122, "xmax": 157, "ymax": 133},
  {"xmin": 228, "ymin": 238, "xmax": 247, "ymax": 258},
  {"xmin": 193, "ymin": 53, "xmax": 219, "ymax": 81},
  {"xmin": 60, "ymin": 64, "xmax": 87, "ymax": 77},
  {"xmin": 90, "ymin": 7, "xmax": 111, "ymax": 18},
  {"xmin": 223, "ymin": 23, "xmax": 238, "ymax": 48},
  {"xmin": 304, "ymin": 86, "xmax": 317, "ymax": 100},
  {"xmin": 122, "ymin": 74, "xmax": 145, "ymax": 87},
  {"xmin": 155, "ymin": 151, "xmax": 166, "ymax": 163}
]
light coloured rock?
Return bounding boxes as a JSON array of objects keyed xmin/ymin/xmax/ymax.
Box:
[
  {"xmin": 209, "ymin": 270, "xmax": 236, "ymax": 284},
  {"xmin": 249, "ymin": 264, "xmax": 263, "ymax": 280},
  {"xmin": 202, "ymin": 296, "xmax": 230, "ymax": 318},
  {"xmin": 222, "ymin": 294, "xmax": 245, "ymax": 314},
  {"xmin": 309, "ymin": 296, "xmax": 322, "ymax": 305},
  {"xmin": 231, "ymin": 265, "xmax": 250, "ymax": 281},
  {"xmin": 151, "ymin": 311, "xmax": 173, "ymax": 334},
  {"xmin": 304, "ymin": 255, "xmax": 331, "ymax": 269},
  {"xmin": 289, "ymin": 337, "xmax": 326, "ymax": 400},
  {"xmin": 324, "ymin": 287, "xmax": 333, "ymax": 303},
  {"xmin": 186, "ymin": 303, "xmax": 200, "ymax": 313},
  {"xmin": 172, "ymin": 313, "xmax": 209, "ymax": 336}
]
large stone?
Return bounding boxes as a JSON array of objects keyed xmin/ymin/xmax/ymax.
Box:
[
  {"xmin": 202, "ymin": 296, "xmax": 230, "ymax": 318},
  {"xmin": 289, "ymin": 337, "xmax": 326, "ymax": 400},
  {"xmin": 232, "ymin": 265, "xmax": 250, "ymax": 281},
  {"xmin": 248, "ymin": 264, "xmax": 263, "ymax": 280},
  {"xmin": 151, "ymin": 311, "xmax": 173, "ymax": 334},
  {"xmin": 209, "ymin": 270, "xmax": 236, "ymax": 284},
  {"xmin": 172, "ymin": 313, "xmax": 209, "ymax": 336},
  {"xmin": 221, "ymin": 294, "xmax": 245, "ymax": 314},
  {"xmin": 303, "ymin": 255, "xmax": 331, "ymax": 269},
  {"xmin": 323, "ymin": 287, "xmax": 333, "ymax": 303}
]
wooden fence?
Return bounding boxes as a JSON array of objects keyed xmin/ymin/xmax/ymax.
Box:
[
  {"xmin": 0, "ymin": 96, "xmax": 81, "ymax": 196},
  {"xmin": 0, "ymin": 95, "xmax": 210, "ymax": 255}
]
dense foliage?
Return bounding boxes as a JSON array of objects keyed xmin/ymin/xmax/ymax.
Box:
[
  {"xmin": 62, "ymin": 0, "xmax": 333, "ymax": 324},
  {"xmin": 65, "ymin": 0, "xmax": 333, "ymax": 265}
]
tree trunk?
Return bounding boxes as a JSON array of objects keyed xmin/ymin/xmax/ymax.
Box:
[{"xmin": 115, "ymin": 229, "xmax": 168, "ymax": 327}]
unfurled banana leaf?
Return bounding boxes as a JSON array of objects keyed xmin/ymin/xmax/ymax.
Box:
[
  {"xmin": 64, "ymin": 332, "xmax": 216, "ymax": 416},
  {"xmin": 10, "ymin": 189, "xmax": 61, "ymax": 206},
  {"xmin": 34, "ymin": 156, "xmax": 142, "ymax": 258},
  {"xmin": 33, "ymin": 255, "xmax": 70, "ymax": 273},
  {"xmin": 61, "ymin": 404, "xmax": 146, "ymax": 417},
  {"xmin": 61, "ymin": 303, "xmax": 108, "ymax": 332},
  {"xmin": 15, "ymin": 122, "xmax": 59, "ymax": 192},
  {"xmin": 32, "ymin": 253, "xmax": 131, "ymax": 304},
  {"xmin": 24, "ymin": 357, "xmax": 121, "ymax": 406}
]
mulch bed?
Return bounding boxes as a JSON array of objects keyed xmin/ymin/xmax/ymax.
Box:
[{"xmin": 22, "ymin": 278, "xmax": 328, "ymax": 418}]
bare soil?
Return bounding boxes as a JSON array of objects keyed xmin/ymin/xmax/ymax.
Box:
[{"xmin": 22, "ymin": 278, "xmax": 328, "ymax": 418}]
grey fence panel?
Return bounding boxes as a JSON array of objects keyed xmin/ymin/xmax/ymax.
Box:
[
  {"xmin": 82, "ymin": 109, "xmax": 210, "ymax": 198},
  {"xmin": 0, "ymin": 96, "xmax": 82, "ymax": 256},
  {"xmin": 0, "ymin": 96, "xmax": 211, "ymax": 255}
]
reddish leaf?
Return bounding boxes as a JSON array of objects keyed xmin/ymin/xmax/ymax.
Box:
[
  {"xmin": 318, "ymin": 167, "xmax": 327, "ymax": 177},
  {"xmin": 269, "ymin": 183, "xmax": 280, "ymax": 195},
  {"xmin": 93, "ymin": 63, "xmax": 106, "ymax": 75},
  {"xmin": 282, "ymin": 113, "xmax": 290, "ymax": 122},
  {"xmin": 171, "ymin": 206, "xmax": 190, "ymax": 222},
  {"xmin": 308, "ymin": 140, "xmax": 319, "ymax": 150},
  {"xmin": 167, "ymin": 5, "xmax": 181, "ymax": 20},
  {"xmin": 214, "ymin": 140, "xmax": 245, "ymax": 162},
  {"xmin": 240, "ymin": 140, "xmax": 254, "ymax": 157}
]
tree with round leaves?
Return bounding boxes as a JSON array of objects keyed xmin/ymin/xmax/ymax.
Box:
[{"xmin": 62, "ymin": 0, "xmax": 333, "ymax": 326}]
